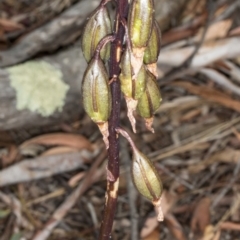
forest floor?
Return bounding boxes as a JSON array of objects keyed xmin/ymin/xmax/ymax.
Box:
[{"xmin": 1, "ymin": 0, "xmax": 240, "ymax": 239}]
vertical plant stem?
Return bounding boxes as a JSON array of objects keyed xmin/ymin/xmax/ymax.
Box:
[{"xmin": 99, "ymin": 0, "xmax": 128, "ymax": 239}]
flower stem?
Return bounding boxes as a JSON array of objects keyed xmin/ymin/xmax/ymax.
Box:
[{"xmin": 98, "ymin": 0, "xmax": 129, "ymax": 239}]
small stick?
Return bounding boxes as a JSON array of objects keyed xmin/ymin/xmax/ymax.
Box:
[{"xmin": 32, "ymin": 151, "xmax": 106, "ymax": 240}]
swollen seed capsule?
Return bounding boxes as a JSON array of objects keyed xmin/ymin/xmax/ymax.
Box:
[
  {"xmin": 120, "ymin": 49, "xmax": 146, "ymax": 100},
  {"xmin": 128, "ymin": 0, "xmax": 154, "ymax": 78},
  {"xmin": 116, "ymin": 127, "xmax": 164, "ymax": 221},
  {"xmin": 81, "ymin": 6, "xmax": 111, "ymax": 63},
  {"xmin": 144, "ymin": 20, "xmax": 161, "ymax": 77},
  {"xmin": 144, "ymin": 20, "xmax": 161, "ymax": 65},
  {"xmin": 132, "ymin": 148, "xmax": 163, "ymax": 203},
  {"xmin": 82, "ymin": 57, "xmax": 111, "ymax": 148},
  {"xmin": 82, "ymin": 58, "xmax": 111, "ymax": 122},
  {"xmin": 132, "ymin": 149, "xmax": 164, "ymax": 221},
  {"xmin": 119, "ymin": 48, "xmax": 147, "ymax": 133},
  {"xmin": 128, "ymin": 0, "xmax": 154, "ymax": 49},
  {"xmin": 137, "ymin": 71, "xmax": 162, "ymax": 132}
]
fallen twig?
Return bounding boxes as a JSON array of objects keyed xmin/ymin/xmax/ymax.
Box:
[
  {"xmin": 0, "ymin": 191, "xmax": 33, "ymax": 230},
  {"xmin": 32, "ymin": 150, "xmax": 106, "ymax": 240}
]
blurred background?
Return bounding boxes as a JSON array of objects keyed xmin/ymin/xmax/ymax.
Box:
[{"xmin": 0, "ymin": 0, "xmax": 240, "ymax": 239}]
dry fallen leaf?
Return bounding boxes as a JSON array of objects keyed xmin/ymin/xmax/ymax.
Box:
[
  {"xmin": 162, "ymin": 28, "xmax": 197, "ymax": 45},
  {"xmin": 172, "ymin": 81, "xmax": 240, "ymax": 112},
  {"xmin": 180, "ymin": 108, "xmax": 202, "ymax": 121},
  {"xmin": 41, "ymin": 146, "xmax": 79, "ymax": 156},
  {"xmin": 181, "ymin": 0, "xmax": 206, "ymax": 20},
  {"xmin": 165, "ymin": 213, "xmax": 187, "ymax": 240},
  {"xmin": 230, "ymin": 26, "xmax": 240, "ymax": 36},
  {"xmin": 0, "ymin": 18, "xmax": 24, "ymax": 32},
  {"xmin": 223, "ymin": 61, "xmax": 240, "ymax": 84},
  {"xmin": 20, "ymin": 133, "xmax": 93, "ymax": 151},
  {"xmin": 0, "ymin": 143, "xmax": 18, "ymax": 167},
  {"xmin": 195, "ymin": 19, "xmax": 232, "ymax": 42},
  {"xmin": 140, "ymin": 191, "xmax": 178, "ymax": 238},
  {"xmin": 158, "ymin": 37, "xmax": 240, "ymax": 68},
  {"xmin": 142, "ymin": 229, "xmax": 160, "ymax": 240},
  {"xmin": 0, "ymin": 150, "xmax": 98, "ymax": 186},
  {"xmin": 140, "ymin": 215, "xmax": 159, "ymax": 238},
  {"xmin": 191, "ymin": 197, "xmax": 211, "ymax": 236},
  {"xmin": 200, "ymin": 68, "xmax": 240, "ymax": 97},
  {"xmin": 68, "ymin": 172, "xmax": 86, "ymax": 187},
  {"xmin": 188, "ymin": 148, "xmax": 240, "ymax": 173},
  {"xmin": 220, "ymin": 221, "xmax": 240, "ymax": 231}
]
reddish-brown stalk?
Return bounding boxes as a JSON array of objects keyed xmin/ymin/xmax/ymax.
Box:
[{"xmin": 98, "ymin": 0, "xmax": 129, "ymax": 239}]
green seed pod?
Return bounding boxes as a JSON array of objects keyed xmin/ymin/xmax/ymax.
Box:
[
  {"xmin": 144, "ymin": 20, "xmax": 161, "ymax": 65},
  {"xmin": 82, "ymin": 58, "xmax": 111, "ymax": 122},
  {"xmin": 128, "ymin": 0, "xmax": 154, "ymax": 79},
  {"xmin": 120, "ymin": 48, "xmax": 146, "ymax": 100},
  {"xmin": 116, "ymin": 127, "xmax": 164, "ymax": 221},
  {"xmin": 137, "ymin": 71, "xmax": 161, "ymax": 118},
  {"xmin": 137, "ymin": 71, "xmax": 162, "ymax": 132},
  {"xmin": 132, "ymin": 147, "xmax": 163, "ymax": 202},
  {"xmin": 119, "ymin": 48, "xmax": 147, "ymax": 133},
  {"xmin": 82, "ymin": 57, "xmax": 111, "ymax": 148},
  {"xmin": 128, "ymin": 0, "xmax": 154, "ymax": 49},
  {"xmin": 81, "ymin": 6, "xmax": 111, "ymax": 63}
]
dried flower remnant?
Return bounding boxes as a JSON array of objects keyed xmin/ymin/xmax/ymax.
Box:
[
  {"xmin": 81, "ymin": 5, "xmax": 112, "ymax": 63},
  {"xmin": 137, "ymin": 71, "xmax": 162, "ymax": 132},
  {"xmin": 120, "ymin": 48, "xmax": 147, "ymax": 132},
  {"xmin": 116, "ymin": 128, "xmax": 164, "ymax": 221},
  {"xmin": 128, "ymin": 0, "xmax": 154, "ymax": 78}
]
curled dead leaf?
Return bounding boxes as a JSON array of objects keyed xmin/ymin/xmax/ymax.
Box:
[
  {"xmin": 195, "ymin": 19, "xmax": 232, "ymax": 42},
  {"xmin": 165, "ymin": 213, "xmax": 187, "ymax": 240},
  {"xmin": 172, "ymin": 81, "xmax": 240, "ymax": 113},
  {"xmin": 0, "ymin": 18, "xmax": 24, "ymax": 32},
  {"xmin": 191, "ymin": 197, "xmax": 211, "ymax": 236},
  {"xmin": 140, "ymin": 215, "xmax": 159, "ymax": 238},
  {"xmin": 0, "ymin": 143, "xmax": 18, "ymax": 167},
  {"xmin": 142, "ymin": 229, "xmax": 160, "ymax": 240},
  {"xmin": 41, "ymin": 146, "xmax": 79, "ymax": 156},
  {"xmin": 220, "ymin": 221, "xmax": 240, "ymax": 231},
  {"xmin": 20, "ymin": 133, "xmax": 93, "ymax": 151}
]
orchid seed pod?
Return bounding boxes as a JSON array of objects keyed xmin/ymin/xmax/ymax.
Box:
[
  {"xmin": 120, "ymin": 48, "xmax": 147, "ymax": 100},
  {"xmin": 82, "ymin": 57, "xmax": 111, "ymax": 148},
  {"xmin": 137, "ymin": 71, "xmax": 162, "ymax": 133},
  {"xmin": 128, "ymin": 0, "xmax": 154, "ymax": 49},
  {"xmin": 81, "ymin": 6, "xmax": 111, "ymax": 63},
  {"xmin": 128, "ymin": 0, "xmax": 154, "ymax": 78},
  {"xmin": 116, "ymin": 128, "xmax": 164, "ymax": 221},
  {"xmin": 119, "ymin": 48, "xmax": 147, "ymax": 133},
  {"xmin": 132, "ymin": 149, "xmax": 164, "ymax": 221},
  {"xmin": 132, "ymin": 148, "xmax": 163, "ymax": 201},
  {"xmin": 144, "ymin": 20, "xmax": 161, "ymax": 77}
]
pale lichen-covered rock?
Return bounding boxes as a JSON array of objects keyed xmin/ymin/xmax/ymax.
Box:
[{"xmin": 8, "ymin": 61, "xmax": 69, "ymax": 117}]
